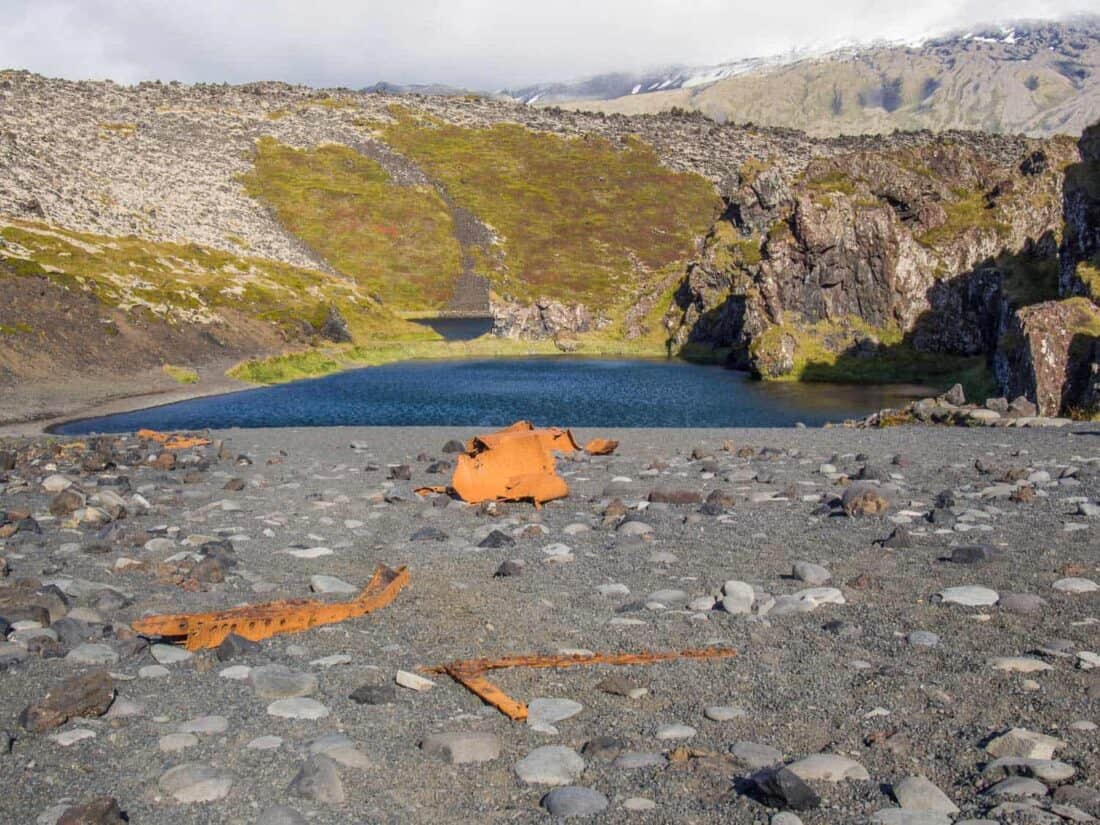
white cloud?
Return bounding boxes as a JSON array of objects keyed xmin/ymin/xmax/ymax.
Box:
[{"xmin": 2, "ymin": 0, "xmax": 1095, "ymax": 89}]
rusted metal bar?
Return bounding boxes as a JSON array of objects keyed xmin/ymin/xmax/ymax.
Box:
[
  {"xmin": 423, "ymin": 646, "xmax": 737, "ymax": 721},
  {"xmin": 131, "ymin": 564, "xmax": 409, "ymax": 650}
]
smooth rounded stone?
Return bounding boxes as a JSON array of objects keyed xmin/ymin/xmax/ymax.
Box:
[
  {"xmin": 689, "ymin": 595, "xmax": 716, "ymax": 612},
  {"xmin": 985, "ymin": 728, "xmax": 1066, "ymax": 760},
  {"xmin": 65, "ymin": 643, "xmax": 118, "ymax": 666},
  {"xmin": 786, "ymin": 753, "xmax": 870, "ymax": 782},
  {"xmin": 308, "ymin": 575, "xmax": 358, "ymax": 594},
  {"xmin": 250, "ymin": 665, "xmax": 318, "ymax": 699},
  {"xmin": 0, "ymin": 642, "xmax": 28, "ymax": 667},
  {"xmin": 308, "ymin": 733, "xmax": 370, "ymax": 769},
  {"xmin": 144, "ymin": 538, "xmax": 177, "ymax": 553},
  {"xmin": 266, "ymin": 698, "xmax": 329, "ymax": 720},
  {"xmin": 616, "ymin": 521, "xmax": 654, "ymax": 537},
  {"xmin": 159, "ymin": 733, "xmax": 199, "ymax": 752},
  {"xmin": 288, "ymin": 755, "xmax": 344, "ymax": 805},
  {"xmin": 256, "ymin": 806, "xmax": 308, "ymax": 825},
  {"xmin": 42, "ymin": 474, "xmax": 73, "ymax": 493},
  {"xmin": 647, "ymin": 588, "xmax": 689, "ymax": 606},
  {"xmin": 150, "ymin": 644, "xmax": 193, "ymax": 665},
  {"xmin": 1000, "ymin": 593, "xmax": 1046, "ymax": 614},
  {"xmin": 907, "ymin": 631, "xmax": 940, "ymax": 648},
  {"xmin": 219, "ymin": 665, "xmax": 252, "ymax": 680},
  {"xmin": 892, "ymin": 776, "xmax": 959, "ymax": 813},
  {"xmin": 1069, "ymin": 720, "xmax": 1097, "ymax": 731},
  {"xmin": 983, "ymin": 757, "xmax": 1076, "ymax": 784},
  {"xmin": 792, "ymin": 561, "xmax": 831, "ymax": 586},
  {"xmin": 720, "ymin": 580, "xmax": 755, "ymax": 614},
  {"xmin": 705, "ymin": 705, "xmax": 746, "ymax": 722},
  {"xmin": 655, "ymin": 723, "xmax": 696, "ymax": 741},
  {"xmin": 771, "ymin": 815, "xmax": 804, "ymax": 825},
  {"xmin": 50, "ymin": 728, "xmax": 95, "ymax": 746},
  {"xmin": 984, "ymin": 776, "xmax": 1049, "ymax": 797},
  {"xmin": 178, "ymin": 715, "xmax": 228, "ymax": 734},
  {"xmin": 420, "ymin": 731, "xmax": 501, "ymax": 764},
  {"xmin": 769, "ymin": 587, "xmax": 846, "ymax": 616},
  {"xmin": 311, "ymin": 654, "xmax": 352, "ymax": 668},
  {"xmin": 247, "ymin": 735, "xmax": 283, "ymax": 750},
  {"xmin": 395, "ymin": 670, "xmax": 435, "ymax": 691},
  {"xmin": 139, "ymin": 665, "xmax": 171, "ymax": 679},
  {"xmin": 595, "ymin": 583, "xmax": 629, "ymax": 597},
  {"xmin": 515, "ymin": 746, "xmax": 585, "ymax": 785},
  {"xmin": 66, "ymin": 607, "xmax": 104, "ymax": 625},
  {"xmin": 613, "ymin": 751, "xmax": 668, "ymax": 770},
  {"xmin": 596, "ymin": 674, "xmax": 647, "ymax": 698},
  {"xmin": 1052, "ymin": 577, "xmax": 1098, "ymax": 594},
  {"xmin": 623, "ymin": 797, "xmax": 657, "ymax": 811},
  {"xmin": 990, "ymin": 656, "xmax": 1053, "ymax": 673},
  {"xmin": 870, "ymin": 812, "xmax": 953, "ymax": 825},
  {"xmin": 934, "ymin": 585, "xmax": 999, "ymax": 607},
  {"xmin": 541, "ymin": 786, "xmax": 609, "ymax": 818},
  {"xmin": 104, "ymin": 696, "xmax": 144, "ymax": 719},
  {"xmin": 158, "ymin": 763, "xmax": 233, "ymax": 803},
  {"xmin": 731, "ymin": 741, "xmax": 784, "ymax": 769},
  {"xmin": 527, "ymin": 698, "xmax": 583, "ymax": 733},
  {"xmin": 648, "ymin": 551, "xmax": 679, "ymax": 565}
]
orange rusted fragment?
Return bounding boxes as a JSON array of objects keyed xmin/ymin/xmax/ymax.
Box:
[
  {"xmin": 423, "ymin": 647, "xmax": 736, "ymax": 720},
  {"xmin": 583, "ymin": 438, "xmax": 618, "ymax": 456},
  {"xmin": 137, "ymin": 429, "xmax": 211, "ymax": 450},
  {"xmin": 452, "ymin": 423, "xmax": 571, "ymax": 506},
  {"xmin": 131, "ymin": 564, "xmax": 408, "ymax": 650}
]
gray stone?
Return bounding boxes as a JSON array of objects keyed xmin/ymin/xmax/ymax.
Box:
[
  {"xmin": 612, "ymin": 751, "xmax": 667, "ymax": 769},
  {"xmin": 983, "ymin": 757, "xmax": 1075, "ymax": 784},
  {"xmin": 786, "ymin": 753, "xmax": 870, "ymax": 782},
  {"xmin": 983, "ymin": 776, "xmax": 1049, "ymax": 797},
  {"xmin": 287, "ymin": 755, "xmax": 344, "ymax": 805},
  {"xmin": 870, "ymin": 812, "xmax": 953, "ymax": 825},
  {"xmin": 540, "ymin": 786, "xmax": 609, "ymax": 818},
  {"xmin": 792, "ymin": 561, "xmax": 830, "ymax": 585},
  {"xmin": 266, "ymin": 698, "xmax": 329, "ymax": 720},
  {"xmin": 731, "ymin": 741, "xmax": 784, "ymax": 769},
  {"xmin": 177, "ymin": 715, "xmax": 228, "ymax": 734},
  {"xmin": 158, "ymin": 763, "xmax": 233, "ymax": 803},
  {"xmin": 420, "ymin": 732, "xmax": 501, "ymax": 764},
  {"xmin": 308, "ymin": 733, "xmax": 370, "ymax": 769},
  {"xmin": 1052, "ymin": 577, "xmax": 1098, "ymax": 594},
  {"xmin": 309, "ymin": 575, "xmax": 358, "ymax": 594},
  {"xmin": 526, "ymin": 698, "xmax": 583, "ymax": 733},
  {"xmin": 65, "ymin": 643, "xmax": 118, "ymax": 666},
  {"xmin": 150, "ymin": 644, "xmax": 192, "ymax": 665},
  {"xmin": 720, "ymin": 580, "xmax": 755, "ymax": 614},
  {"xmin": 159, "ymin": 733, "xmax": 199, "ymax": 752},
  {"xmin": 934, "ymin": 585, "xmax": 999, "ymax": 606},
  {"xmin": 705, "ymin": 705, "xmax": 746, "ymax": 722},
  {"xmin": 907, "ymin": 631, "xmax": 940, "ymax": 648},
  {"xmin": 985, "ymin": 728, "xmax": 1065, "ymax": 760},
  {"xmin": 250, "ymin": 665, "xmax": 318, "ymax": 699},
  {"xmin": 1000, "ymin": 593, "xmax": 1046, "ymax": 614},
  {"xmin": 515, "ymin": 746, "xmax": 585, "ymax": 785},
  {"xmin": 892, "ymin": 776, "xmax": 959, "ymax": 813},
  {"xmin": 654, "ymin": 723, "xmax": 695, "ymax": 740}
]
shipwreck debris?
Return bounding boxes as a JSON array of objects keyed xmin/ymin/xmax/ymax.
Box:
[
  {"xmin": 131, "ymin": 564, "xmax": 408, "ymax": 650},
  {"xmin": 136, "ymin": 429, "xmax": 211, "ymax": 451},
  {"xmin": 418, "ymin": 420, "xmax": 617, "ymax": 506},
  {"xmin": 422, "ymin": 647, "xmax": 737, "ymax": 721}
]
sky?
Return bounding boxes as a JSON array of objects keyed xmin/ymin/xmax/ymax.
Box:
[{"xmin": 3, "ymin": 0, "xmax": 1096, "ymax": 90}]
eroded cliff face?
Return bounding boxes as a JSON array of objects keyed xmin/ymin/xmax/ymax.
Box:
[{"xmin": 666, "ymin": 134, "xmax": 1077, "ymax": 394}]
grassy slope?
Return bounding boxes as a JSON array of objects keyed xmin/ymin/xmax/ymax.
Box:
[
  {"xmin": 379, "ymin": 113, "xmax": 719, "ymax": 310},
  {"xmin": 240, "ymin": 138, "xmax": 464, "ymax": 311},
  {"xmin": 0, "ymin": 217, "xmax": 426, "ymax": 344}
]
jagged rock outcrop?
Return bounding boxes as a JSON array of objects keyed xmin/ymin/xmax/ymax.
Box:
[
  {"xmin": 666, "ymin": 136, "xmax": 1075, "ymax": 383},
  {"xmin": 1061, "ymin": 121, "xmax": 1100, "ymax": 299},
  {"xmin": 492, "ymin": 299, "xmax": 606, "ymax": 340},
  {"xmin": 995, "ymin": 298, "xmax": 1100, "ymax": 416}
]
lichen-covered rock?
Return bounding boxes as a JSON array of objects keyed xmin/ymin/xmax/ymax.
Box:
[{"xmin": 492, "ymin": 298, "xmax": 605, "ymax": 340}]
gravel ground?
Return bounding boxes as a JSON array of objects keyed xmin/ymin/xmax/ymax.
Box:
[{"xmin": 0, "ymin": 424, "xmax": 1098, "ymax": 824}]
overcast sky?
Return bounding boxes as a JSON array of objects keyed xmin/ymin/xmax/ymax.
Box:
[{"xmin": 3, "ymin": 0, "xmax": 1096, "ymax": 89}]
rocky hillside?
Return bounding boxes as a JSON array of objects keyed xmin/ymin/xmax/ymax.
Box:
[
  {"xmin": 0, "ymin": 70, "xmax": 1094, "ymax": 419},
  {"xmin": 560, "ymin": 19, "xmax": 1100, "ymax": 138}
]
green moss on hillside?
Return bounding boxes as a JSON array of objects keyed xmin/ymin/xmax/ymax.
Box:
[
  {"xmin": 0, "ymin": 218, "xmax": 425, "ymax": 343},
  {"xmin": 917, "ymin": 188, "xmax": 1010, "ymax": 247},
  {"xmin": 380, "ymin": 114, "xmax": 719, "ymax": 306},
  {"xmin": 240, "ymin": 138, "xmax": 464, "ymax": 311}
]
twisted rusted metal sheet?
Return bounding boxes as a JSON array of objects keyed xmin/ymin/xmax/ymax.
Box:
[{"xmin": 131, "ymin": 564, "xmax": 409, "ymax": 650}]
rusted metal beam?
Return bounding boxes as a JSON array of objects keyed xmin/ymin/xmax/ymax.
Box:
[
  {"xmin": 423, "ymin": 647, "xmax": 737, "ymax": 721},
  {"xmin": 132, "ymin": 564, "xmax": 408, "ymax": 650}
]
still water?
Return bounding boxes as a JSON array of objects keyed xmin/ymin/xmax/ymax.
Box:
[{"xmin": 56, "ymin": 358, "xmax": 928, "ymax": 434}]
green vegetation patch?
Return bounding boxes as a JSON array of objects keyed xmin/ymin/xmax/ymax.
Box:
[
  {"xmin": 241, "ymin": 138, "xmax": 463, "ymax": 311},
  {"xmin": 0, "ymin": 218, "xmax": 423, "ymax": 343},
  {"xmin": 918, "ymin": 188, "xmax": 1010, "ymax": 247},
  {"xmin": 380, "ymin": 114, "xmax": 720, "ymax": 306},
  {"xmin": 750, "ymin": 316, "xmax": 995, "ymax": 399},
  {"xmin": 162, "ymin": 364, "xmax": 199, "ymax": 384},
  {"xmin": 1075, "ymin": 258, "xmax": 1100, "ymax": 301}
]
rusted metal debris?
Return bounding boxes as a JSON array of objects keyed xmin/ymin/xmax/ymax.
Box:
[
  {"xmin": 131, "ymin": 564, "xmax": 409, "ymax": 650},
  {"xmin": 417, "ymin": 420, "xmax": 618, "ymax": 507},
  {"xmin": 136, "ymin": 428, "xmax": 211, "ymax": 451},
  {"xmin": 422, "ymin": 647, "xmax": 737, "ymax": 721}
]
